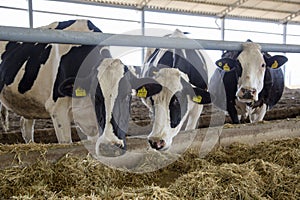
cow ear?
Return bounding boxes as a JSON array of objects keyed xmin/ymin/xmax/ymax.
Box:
[
  {"xmin": 191, "ymin": 88, "xmax": 212, "ymax": 104},
  {"xmin": 215, "ymin": 58, "xmax": 237, "ymax": 72},
  {"xmin": 58, "ymin": 77, "xmax": 88, "ymax": 98},
  {"xmin": 133, "ymin": 78, "xmax": 162, "ymax": 98},
  {"xmin": 180, "ymin": 77, "xmax": 212, "ymax": 104},
  {"xmin": 264, "ymin": 55, "xmax": 288, "ymax": 69}
]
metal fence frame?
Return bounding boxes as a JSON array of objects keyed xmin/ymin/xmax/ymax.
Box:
[{"xmin": 0, "ymin": 25, "xmax": 299, "ymax": 54}]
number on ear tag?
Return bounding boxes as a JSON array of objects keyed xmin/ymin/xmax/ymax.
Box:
[
  {"xmin": 75, "ymin": 87, "xmax": 87, "ymax": 97},
  {"xmin": 192, "ymin": 95, "xmax": 202, "ymax": 103},
  {"xmin": 137, "ymin": 86, "xmax": 148, "ymax": 98},
  {"xmin": 271, "ymin": 60, "xmax": 278, "ymax": 69}
]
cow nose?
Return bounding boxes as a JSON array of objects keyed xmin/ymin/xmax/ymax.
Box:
[
  {"xmin": 241, "ymin": 88, "xmax": 256, "ymax": 99},
  {"xmin": 148, "ymin": 138, "xmax": 166, "ymax": 150}
]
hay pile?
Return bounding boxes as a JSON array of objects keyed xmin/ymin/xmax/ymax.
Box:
[{"xmin": 0, "ymin": 137, "xmax": 299, "ymax": 199}]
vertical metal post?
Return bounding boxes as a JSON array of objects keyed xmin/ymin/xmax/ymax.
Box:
[
  {"xmin": 283, "ymin": 23, "xmax": 288, "ymax": 86},
  {"xmin": 28, "ymin": 0, "xmax": 33, "ymax": 28},
  {"xmin": 221, "ymin": 17, "xmax": 225, "ymax": 41},
  {"xmin": 221, "ymin": 17, "xmax": 225, "ymax": 54},
  {"xmin": 141, "ymin": 8, "xmax": 145, "ymax": 65}
]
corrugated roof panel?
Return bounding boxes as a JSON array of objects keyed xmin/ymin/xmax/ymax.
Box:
[
  {"xmin": 254, "ymin": 1, "xmax": 299, "ymax": 12},
  {"xmin": 90, "ymin": 0, "xmax": 140, "ymax": 6},
  {"xmin": 291, "ymin": 15, "xmax": 300, "ymax": 23},
  {"xmin": 229, "ymin": 8, "xmax": 268, "ymax": 18},
  {"xmin": 166, "ymin": 1, "xmax": 199, "ymax": 10},
  {"xmin": 278, "ymin": 3, "xmax": 300, "ymax": 13},
  {"xmin": 206, "ymin": 0, "xmax": 237, "ymax": 4},
  {"xmin": 80, "ymin": 0, "xmax": 300, "ymax": 24},
  {"xmin": 147, "ymin": 0, "xmax": 172, "ymax": 9},
  {"xmin": 147, "ymin": 1, "xmax": 225, "ymax": 15},
  {"xmin": 242, "ymin": 0, "xmax": 262, "ymax": 7},
  {"xmin": 262, "ymin": 11, "xmax": 291, "ymax": 20},
  {"xmin": 192, "ymin": 4, "xmax": 225, "ymax": 14}
]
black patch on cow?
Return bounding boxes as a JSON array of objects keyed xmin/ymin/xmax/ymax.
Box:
[
  {"xmin": 0, "ymin": 42, "xmax": 52, "ymax": 94},
  {"xmin": 174, "ymin": 49, "xmax": 208, "ymax": 89},
  {"xmin": 145, "ymin": 48, "xmax": 208, "ymax": 90},
  {"xmin": 169, "ymin": 91, "xmax": 187, "ymax": 128},
  {"xmin": 53, "ymin": 45, "xmax": 103, "ymax": 101},
  {"xmin": 93, "ymin": 83, "xmax": 106, "ymax": 133},
  {"xmin": 157, "ymin": 50, "xmax": 174, "ymax": 68},
  {"xmin": 18, "ymin": 44, "xmax": 52, "ymax": 93},
  {"xmin": 87, "ymin": 20, "xmax": 102, "ymax": 32},
  {"xmin": 110, "ymin": 75, "xmax": 133, "ymax": 150},
  {"xmin": 257, "ymin": 67, "xmax": 284, "ymax": 110},
  {"xmin": 210, "ymin": 68, "xmax": 240, "ymax": 123},
  {"xmin": 146, "ymin": 48, "xmax": 159, "ymax": 63},
  {"xmin": 209, "ymin": 49, "xmax": 243, "ymax": 123},
  {"xmin": 53, "ymin": 20, "xmax": 106, "ymax": 101},
  {"xmin": 55, "ymin": 20, "xmax": 76, "ymax": 30}
]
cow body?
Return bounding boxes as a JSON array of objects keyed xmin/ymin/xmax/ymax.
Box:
[
  {"xmin": 209, "ymin": 40, "xmax": 288, "ymax": 123},
  {"xmin": 0, "ymin": 19, "xmax": 162, "ymax": 156},
  {"xmin": 140, "ymin": 29, "xmax": 212, "ymax": 151}
]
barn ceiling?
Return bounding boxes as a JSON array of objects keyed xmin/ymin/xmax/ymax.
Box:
[{"xmin": 74, "ymin": 0, "xmax": 300, "ymax": 24}]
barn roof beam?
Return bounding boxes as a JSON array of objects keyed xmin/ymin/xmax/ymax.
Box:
[
  {"xmin": 0, "ymin": 25, "xmax": 299, "ymax": 53},
  {"xmin": 137, "ymin": 0, "xmax": 151, "ymax": 9},
  {"xmin": 218, "ymin": 0, "xmax": 249, "ymax": 18},
  {"xmin": 281, "ymin": 10, "xmax": 300, "ymax": 24}
]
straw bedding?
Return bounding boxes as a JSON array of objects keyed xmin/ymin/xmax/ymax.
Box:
[{"xmin": 0, "ymin": 137, "xmax": 299, "ymax": 199}]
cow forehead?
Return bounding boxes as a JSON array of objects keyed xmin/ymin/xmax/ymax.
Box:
[
  {"xmin": 238, "ymin": 43, "xmax": 264, "ymax": 68},
  {"xmin": 98, "ymin": 58, "xmax": 125, "ymax": 89},
  {"xmin": 154, "ymin": 68, "xmax": 184, "ymax": 94}
]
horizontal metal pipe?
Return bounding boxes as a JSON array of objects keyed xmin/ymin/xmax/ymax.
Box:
[{"xmin": 0, "ymin": 25, "xmax": 299, "ymax": 53}]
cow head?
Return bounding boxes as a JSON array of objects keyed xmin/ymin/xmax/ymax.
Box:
[
  {"xmin": 140, "ymin": 29, "xmax": 212, "ymax": 151},
  {"xmin": 141, "ymin": 68, "xmax": 211, "ymax": 151},
  {"xmin": 58, "ymin": 58, "xmax": 162, "ymax": 156},
  {"xmin": 215, "ymin": 41, "xmax": 288, "ymax": 103}
]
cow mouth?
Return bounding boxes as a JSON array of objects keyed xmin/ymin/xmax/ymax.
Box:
[
  {"xmin": 148, "ymin": 139, "xmax": 169, "ymax": 151},
  {"xmin": 97, "ymin": 143, "xmax": 126, "ymax": 157},
  {"xmin": 237, "ymin": 96, "xmax": 254, "ymax": 103}
]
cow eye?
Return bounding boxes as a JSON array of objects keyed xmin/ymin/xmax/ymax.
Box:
[{"xmin": 261, "ymin": 63, "xmax": 266, "ymax": 68}]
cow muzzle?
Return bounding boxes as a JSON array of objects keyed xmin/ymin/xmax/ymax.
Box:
[
  {"xmin": 237, "ymin": 87, "xmax": 257, "ymax": 102},
  {"xmin": 148, "ymin": 137, "xmax": 167, "ymax": 151}
]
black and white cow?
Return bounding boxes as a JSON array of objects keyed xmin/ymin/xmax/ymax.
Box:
[
  {"xmin": 0, "ymin": 19, "xmax": 162, "ymax": 155},
  {"xmin": 140, "ymin": 29, "xmax": 212, "ymax": 151},
  {"xmin": 209, "ymin": 40, "xmax": 288, "ymax": 124}
]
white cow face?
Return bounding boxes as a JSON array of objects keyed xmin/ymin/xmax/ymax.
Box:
[
  {"xmin": 236, "ymin": 43, "xmax": 266, "ymax": 102},
  {"xmin": 215, "ymin": 42, "xmax": 288, "ymax": 104},
  {"xmin": 142, "ymin": 68, "xmax": 211, "ymax": 151}
]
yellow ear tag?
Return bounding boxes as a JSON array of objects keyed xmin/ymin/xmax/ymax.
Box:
[
  {"xmin": 271, "ymin": 60, "xmax": 278, "ymax": 69},
  {"xmin": 192, "ymin": 95, "xmax": 202, "ymax": 103},
  {"xmin": 137, "ymin": 86, "xmax": 148, "ymax": 98},
  {"xmin": 75, "ymin": 87, "xmax": 87, "ymax": 97},
  {"xmin": 223, "ymin": 63, "xmax": 230, "ymax": 71}
]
